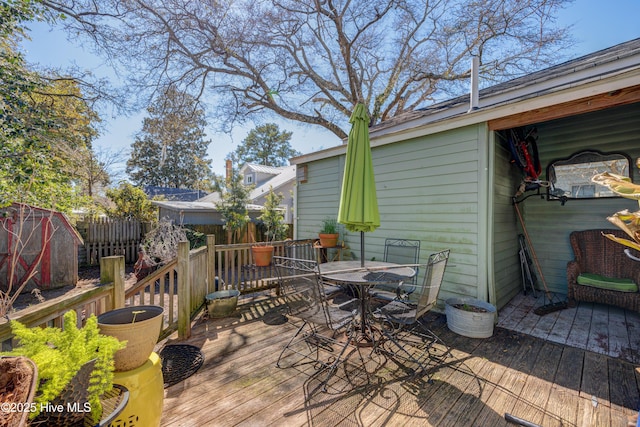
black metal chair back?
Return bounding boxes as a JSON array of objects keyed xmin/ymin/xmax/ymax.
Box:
[
  {"xmin": 414, "ymin": 249, "xmax": 450, "ymax": 319},
  {"xmin": 273, "ymin": 256, "xmax": 356, "ymax": 392},
  {"xmin": 384, "ymin": 239, "xmax": 421, "ymax": 284},
  {"xmin": 273, "ymin": 256, "xmax": 350, "ymax": 329},
  {"xmin": 374, "ymin": 249, "xmax": 451, "ymax": 382},
  {"xmin": 284, "ymin": 239, "xmax": 316, "ymax": 261}
]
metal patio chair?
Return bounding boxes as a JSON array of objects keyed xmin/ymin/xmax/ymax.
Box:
[
  {"xmin": 373, "ymin": 249, "xmax": 451, "ymax": 382},
  {"xmin": 369, "ymin": 238, "xmax": 421, "ymax": 301},
  {"xmin": 284, "ymin": 240, "xmax": 344, "ymax": 297},
  {"xmin": 273, "ymin": 256, "xmax": 357, "ymax": 392},
  {"xmin": 284, "ymin": 239, "xmax": 316, "ymax": 261}
]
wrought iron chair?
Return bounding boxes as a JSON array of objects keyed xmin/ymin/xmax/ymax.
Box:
[
  {"xmin": 373, "ymin": 249, "xmax": 451, "ymax": 381},
  {"xmin": 283, "ymin": 240, "xmax": 342, "ymax": 297},
  {"xmin": 369, "ymin": 238, "xmax": 421, "ymax": 301},
  {"xmin": 284, "ymin": 239, "xmax": 316, "ymax": 261},
  {"xmin": 273, "ymin": 256, "xmax": 357, "ymax": 392}
]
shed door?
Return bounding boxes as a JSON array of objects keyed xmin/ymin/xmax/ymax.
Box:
[{"xmin": 0, "ymin": 217, "xmax": 52, "ymax": 291}]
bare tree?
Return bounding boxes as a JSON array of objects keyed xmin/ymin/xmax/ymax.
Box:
[{"xmin": 42, "ymin": 0, "xmax": 573, "ymax": 138}]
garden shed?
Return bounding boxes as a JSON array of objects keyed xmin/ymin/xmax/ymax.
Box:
[
  {"xmin": 0, "ymin": 204, "xmax": 83, "ymax": 291},
  {"xmin": 291, "ymin": 38, "xmax": 640, "ymax": 311}
]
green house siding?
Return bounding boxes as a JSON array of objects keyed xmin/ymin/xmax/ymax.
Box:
[
  {"xmin": 295, "ymin": 156, "xmax": 344, "ymax": 239},
  {"xmin": 509, "ymin": 103, "xmax": 640, "ymax": 295},
  {"xmin": 296, "ymin": 101, "xmax": 640, "ymax": 312},
  {"xmin": 491, "ymin": 137, "xmax": 523, "ymax": 309},
  {"xmin": 297, "ymin": 125, "xmax": 487, "ymax": 310}
]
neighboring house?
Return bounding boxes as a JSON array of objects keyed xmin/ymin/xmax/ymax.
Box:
[
  {"xmin": 152, "ymin": 164, "xmax": 296, "ymax": 225},
  {"xmin": 144, "ymin": 186, "xmax": 209, "ymax": 202},
  {"xmin": 291, "ymin": 38, "xmax": 640, "ymax": 310}
]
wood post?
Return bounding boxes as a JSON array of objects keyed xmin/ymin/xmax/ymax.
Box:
[
  {"xmin": 207, "ymin": 235, "xmax": 216, "ymax": 294},
  {"xmin": 177, "ymin": 240, "xmax": 191, "ymax": 339},
  {"xmin": 99, "ymin": 255, "xmax": 125, "ymax": 310}
]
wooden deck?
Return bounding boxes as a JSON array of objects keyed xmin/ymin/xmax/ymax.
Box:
[
  {"xmin": 160, "ymin": 293, "xmax": 640, "ymax": 427},
  {"xmin": 498, "ymin": 292, "xmax": 640, "ymax": 364}
]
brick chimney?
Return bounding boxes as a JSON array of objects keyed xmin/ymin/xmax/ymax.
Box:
[{"xmin": 225, "ymin": 159, "xmax": 232, "ymax": 183}]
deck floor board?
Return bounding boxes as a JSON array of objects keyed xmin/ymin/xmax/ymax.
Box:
[{"xmin": 159, "ymin": 292, "xmax": 640, "ymax": 426}]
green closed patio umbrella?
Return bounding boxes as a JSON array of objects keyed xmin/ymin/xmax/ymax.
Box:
[{"xmin": 338, "ymin": 103, "xmax": 380, "ymax": 267}]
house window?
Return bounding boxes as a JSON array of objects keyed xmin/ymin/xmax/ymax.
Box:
[{"xmin": 245, "ymin": 175, "xmax": 253, "ymax": 185}]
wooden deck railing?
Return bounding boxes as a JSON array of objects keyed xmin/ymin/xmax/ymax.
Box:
[{"xmin": 0, "ymin": 236, "xmax": 308, "ymax": 348}]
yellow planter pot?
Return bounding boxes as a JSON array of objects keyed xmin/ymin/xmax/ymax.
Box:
[{"xmin": 112, "ymin": 352, "xmax": 163, "ymax": 427}]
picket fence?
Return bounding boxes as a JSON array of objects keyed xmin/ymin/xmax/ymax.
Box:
[{"xmin": 76, "ymin": 219, "xmax": 151, "ymax": 265}]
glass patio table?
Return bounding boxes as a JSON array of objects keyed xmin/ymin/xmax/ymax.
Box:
[{"xmin": 319, "ymin": 261, "xmax": 416, "ymax": 346}]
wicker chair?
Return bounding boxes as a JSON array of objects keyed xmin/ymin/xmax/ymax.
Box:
[{"xmin": 567, "ymin": 229, "xmax": 640, "ymax": 311}]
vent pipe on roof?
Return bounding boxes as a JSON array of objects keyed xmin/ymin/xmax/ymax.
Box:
[{"xmin": 469, "ymin": 56, "xmax": 479, "ymax": 112}]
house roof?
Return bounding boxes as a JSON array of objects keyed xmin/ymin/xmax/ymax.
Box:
[
  {"xmin": 240, "ymin": 163, "xmax": 287, "ymax": 175},
  {"xmin": 197, "ymin": 192, "xmax": 221, "ymax": 204},
  {"xmin": 249, "ymin": 164, "xmax": 296, "ymax": 200},
  {"xmin": 291, "ymin": 38, "xmax": 640, "ymax": 165},
  {"xmin": 4, "ymin": 203, "xmax": 84, "ymax": 245},
  {"xmin": 153, "ymin": 164, "xmax": 296, "ymax": 212},
  {"xmin": 374, "ymin": 37, "xmax": 640, "ymax": 133},
  {"xmin": 151, "ymin": 200, "xmax": 265, "ymax": 212}
]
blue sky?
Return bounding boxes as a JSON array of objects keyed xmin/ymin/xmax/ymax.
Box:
[{"xmin": 21, "ymin": 1, "xmax": 640, "ymax": 178}]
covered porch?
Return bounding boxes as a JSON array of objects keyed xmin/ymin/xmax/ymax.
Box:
[{"xmin": 160, "ymin": 291, "xmax": 640, "ymax": 426}]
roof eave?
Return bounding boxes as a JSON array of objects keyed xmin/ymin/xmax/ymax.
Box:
[{"xmin": 291, "ymin": 43, "xmax": 640, "ymax": 164}]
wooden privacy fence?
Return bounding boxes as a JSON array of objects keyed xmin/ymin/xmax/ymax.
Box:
[{"xmin": 77, "ymin": 218, "xmax": 151, "ymax": 265}]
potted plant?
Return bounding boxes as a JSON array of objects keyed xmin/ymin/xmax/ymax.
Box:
[
  {"xmin": 97, "ymin": 305, "xmax": 164, "ymax": 372},
  {"xmin": 1, "ymin": 310, "xmax": 125, "ymax": 424},
  {"xmin": 591, "ymin": 171, "xmax": 640, "ymax": 260},
  {"xmin": 0, "ymin": 356, "xmax": 37, "ymax": 427},
  {"xmin": 251, "ymin": 187, "xmax": 288, "ymax": 266},
  {"xmin": 318, "ymin": 217, "xmax": 339, "ymax": 248},
  {"xmin": 445, "ymin": 297, "xmax": 496, "ymax": 338}
]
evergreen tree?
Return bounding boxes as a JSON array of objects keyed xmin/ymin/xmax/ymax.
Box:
[
  {"xmin": 126, "ymin": 86, "xmax": 213, "ymax": 189},
  {"xmin": 231, "ymin": 123, "xmax": 300, "ymax": 167},
  {"xmin": 0, "ymin": 1, "xmax": 103, "ymax": 212},
  {"xmin": 214, "ymin": 170, "xmax": 252, "ymax": 244}
]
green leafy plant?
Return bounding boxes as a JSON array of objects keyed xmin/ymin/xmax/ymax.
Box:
[
  {"xmin": 215, "ymin": 170, "xmax": 252, "ymax": 243},
  {"xmin": 105, "ymin": 182, "xmax": 158, "ymax": 222},
  {"xmin": 2, "ymin": 310, "xmax": 126, "ymax": 420},
  {"xmin": 452, "ymin": 303, "xmax": 489, "ymax": 313},
  {"xmin": 256, "ymin": 186, "xmax": 288, "ymax": 245},
  {"xmin": 319, "ymin": 217, "xmax": 338, "ymax": 234}
]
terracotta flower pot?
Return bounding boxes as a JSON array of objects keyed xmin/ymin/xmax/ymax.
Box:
[
  {"xmin": 318, "ymin": 233, "xmax": 339, "ymax": 248},
  {"xmin": 251, "ymin": 245, "xmax": 274, "ymax": 266}
]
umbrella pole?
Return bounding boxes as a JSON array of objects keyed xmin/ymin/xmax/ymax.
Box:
[{"xmin": 360, "ymin": 231, "xmax": 365, "ymax": 267}]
